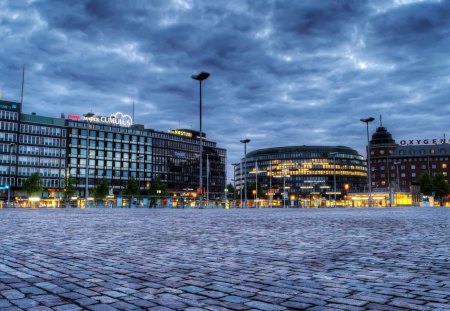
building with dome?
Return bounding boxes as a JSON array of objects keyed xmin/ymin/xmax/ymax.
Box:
[{"xmin": 363, "ymin": 123, "xmax": 450, "ymax": 206}]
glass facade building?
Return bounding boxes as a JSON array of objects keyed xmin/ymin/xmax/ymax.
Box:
[
  {"xmin": 0, "ymin": 100, "xmax": 226, "ymax": 205},
  {"xmin": 236, "ymin": 146, "xmax": 367, "ymax": 204}
]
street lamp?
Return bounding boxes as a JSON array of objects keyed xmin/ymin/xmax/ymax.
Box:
[
  {"xmin": 329, "ymin": 152, "xmax": 338, "ymax": 208},
  {"xmin": 7, "ymin": 142, "xmax": 16, "ymax": 208},
  {"xmin": 84, "ymin": 112, "xmax": 94, "ymax": 208},
  {"xmin": 191, "ymin": 71, "xmax": 210, "ymax": 209},
  {"xmin": 393, "ymin": 160, "xmax": 401, "ymax": 205},
  {"xmin": 240, "ymin": 139, "xmax": 250, "ymax": 208},
  {"xmin": 360, "ymin": 117, "xmax": 375, "ymax": 207},
  {"xmin": 138, "ymin": 155, "xmax": 144, "ymax": 206},
  {"xmin": 232, "ymin": 163, "xmax": 239, "ymax": 208}
]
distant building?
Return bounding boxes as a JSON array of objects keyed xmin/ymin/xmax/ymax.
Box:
[
  {"xmin": 236, "ymin": 146, "xmax": 367, "ymax": 207},
  {"xmin": 369, "ymin": 125, "xmax": 450, "ymax": 192}
]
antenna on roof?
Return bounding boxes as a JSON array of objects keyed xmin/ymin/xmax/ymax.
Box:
[
  {"xmin": 132, "ymin": 101, "xmax": 135, "ymax": 125},
  {"xmin": 379, "ymin": 114, "xmax": 383, "ymax": 127},
  {"xmin": 21, "ymin": 64, "xmax": 25, "ymax": 104}
]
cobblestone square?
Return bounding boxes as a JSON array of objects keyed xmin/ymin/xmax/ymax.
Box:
[{"xmin": 1, "ymin": 208, "xmax": 450, "ymax": 310}]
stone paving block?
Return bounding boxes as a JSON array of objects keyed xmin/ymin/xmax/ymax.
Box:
[
  {"xmin": 53, "ymin": 304, "xmax": 84, "ymax": 311},
  {"xmin": 87, "ymin": 304, "xmax": 119, "ymax": 311},
  {"xmin": 1, "ymin": 208, "xmax": 450, "ymax": 310},
  {"xmin": 0, "ymin": 290, "xmax": 24, "ymax": 300},
  {"xmin": 0, "ymin": 300, "xmax": 12, "ymax": 308},
  {"xmin": 27, "ymin": 307, "xmax": 54, "ymax": 311},
  {"xmin": 11, "ymin": 298, "xmax": 39, "ymax": 308},
  {"xmin": 244, "ymin": 300, "xmax": 287, "ymax": 311}
]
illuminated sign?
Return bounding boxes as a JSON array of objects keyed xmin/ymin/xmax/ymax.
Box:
[
  {"xmin": 0, "ymin": 102, "xmax": 19, "ymax": 111},
  {"xmin": 68, "ymin": 114, "xmax": 80, "ymax": 120},
  {"xmin": 168, "ymin": 129, "xmax": 193, "ymax": 138},
  {"xmin": 83, "ymin": 112, "xmax": 133, "ymax": 127},
  {"xmin": 399, "ymin": 138, "xmax": 450, "ymax": 146},
  {"xmin": 70, "ymin": 112, "xmax": 133, "ymax": 127}
]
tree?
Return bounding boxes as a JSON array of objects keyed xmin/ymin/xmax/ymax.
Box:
[
  {"xmin": 93, "ymin": 179, "xmax": 109, "ymax": 200},
  {"xmin": 432, "ymin": 173, "xmax": 450, "ymax": 205},
  {"xmin": 123, "ymin": 177, "xmax": 139, "ymax": 196},
  {"xmin": 149, "ymin": 175, "xmax": 168, "ymax": 196},
  {"xmin": 23, "ymin": 173, "xmax": 43, "ymax": 198},
  {"xmin": 418, "ymin": 172, "xmax": 432, "ymax": 196},
  {"xmin": 63, "ymin": 176, "xmax": 77, "ymax": 200},
  {"xmin": 247, "ymin": 182, "xmax": 266, "ymax": 200},
  {"xmin": 226, "ymin": 183, "xmax": 235, "ymax": 199}
]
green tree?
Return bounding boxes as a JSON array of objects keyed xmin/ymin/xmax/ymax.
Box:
[
  {"xmin": 123, "ymin": 177, "xmax": 139, "ymax": 196},
  {"xmin": 432, "ymin": 173, "xmax": 450, "ymax": 205},
  {"xmin": 23, "ymin": 173, "xmax": 43, "ymax": 198},
  {"xmin": 149, "ymin": 175, "xmax": 168, "ymax": 196},
  {"xmin": 418, "ymin": 172, "xmax": 433, "ymax": 195},
  {"xmin": 63, "ymin": 176, "xmax": 77, "ymax": 199},
  {"xmin": 93, "ymin": 179, "xmax": 109, "ymax": 200}
]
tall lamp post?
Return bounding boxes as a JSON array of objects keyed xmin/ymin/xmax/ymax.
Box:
[
  {"xmin": 84, "ymin": 113, "xmax": 94, "ymax": 208},
  {"xmin": 138, "ymin": 155, "xmax": 144, "ymax": 206},
  {"xmin": 191, "ymin": 72, "xmax": 210, "ymax": 209},
  {"xmin": 394, "ymin": 160, "xmax": 401, "ymax": 206},
  {"xmin": 232, "ymin": 163, "xmax": 239, "ymax": 208},
  {"xmin": 7, "ymin": 142, "xmax": 16, "ymax": 208},
  {"xmin": 329, "ymin": 152, "xmax": 338, "ymax": 208},
  {"xmin": 360, "ymin": 117, "xmax": 375, "ymax": 207},
  {"xmin": 240, "ymin": 139, "xmax": 250, "ymax": 208}
]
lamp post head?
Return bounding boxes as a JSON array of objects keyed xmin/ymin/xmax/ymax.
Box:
[
  {"xmin": 360, "ymin": 117, "xmax": 375, "ymax": 123},
  {"xmin": 240, "ymin": 139, "xmax": 251, "ymax": 144},
  {"xmin": 191, "ymin": 72, "xmax": 210, "ymax": 81}
]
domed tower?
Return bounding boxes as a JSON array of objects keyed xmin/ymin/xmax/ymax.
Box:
[{"xmin": 369, "ymin": 116, "xmax": 397, "ymax": 190}]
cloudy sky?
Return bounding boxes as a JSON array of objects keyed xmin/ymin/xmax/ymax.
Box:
[{"xmin": 1, "ymin": 0, "xmax": 449, "ymax": 180}]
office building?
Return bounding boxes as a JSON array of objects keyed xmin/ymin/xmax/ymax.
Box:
[{"xmin": 236, "ymin": 145, "xmax": 367, "ymax": 207}]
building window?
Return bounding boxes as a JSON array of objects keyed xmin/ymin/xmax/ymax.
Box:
[
  {"xmin": 443, "ymin": 164, "xmax": 447, "ymax": 169},
  {"xmin": 411, "ymin": 165, "xmax": 415, "ymax": 170},
  {"xmin": 380, "ymin": 150, "xmax": 384, "ymax": 155}
]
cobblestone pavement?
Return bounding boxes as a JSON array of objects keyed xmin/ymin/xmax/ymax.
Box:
[{"xmin": 1, "ymin": 208, "xmax": 450, "ymax": 311}]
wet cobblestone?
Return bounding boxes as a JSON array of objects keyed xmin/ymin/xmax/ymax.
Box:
[{"xmin": 1, "ymin": 207, "xmax": 450, "ymax": 310}]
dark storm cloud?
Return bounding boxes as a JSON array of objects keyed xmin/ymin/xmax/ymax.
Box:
[{"xmin": 1, "ymin": 0, "xmax": 449, "ymax": 180}]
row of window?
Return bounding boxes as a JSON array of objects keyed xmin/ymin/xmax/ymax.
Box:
[
  {"xmin": 372, "ymin": 157, "xmax": 449, "ymax": 163},
  {"xmin": 69, "ymin": 158, "xmax": 151, "ymax": 169},
  {"xmin": 68, "ymin": 121, "xmax": 151, "ymax": 136},
  {"xmin": 70, "ymin": 138, "xmax": 150, "ymax": 151},
  {"xmin": 0, "ymin": 133, "xmax": 16, "ymax": 142},
  {"xmin": 0, "ymin": 111, "xmax": 19, "ymax": 121},
  {"xmin": 71, "ymin": 128, "xmax": 151, "ymax": 143},
  {"xmin": 372, "ymin": 148, "xmax": 449, "ymax": 156},
  {"xmin": 19, "ymin": 146, "xmax": 66, "ymax": 157},
  {"xmin": 373, "ymin": 164, "xmax": 447, "ymax": 171},
  {"xmin": 20, "ymin": 124, "xmax": 66, "ymax": 137},
  {"xmin": 69, "ymin": 168, "xmax": 151, "ymax": 178},
  {"xmin": 0, "ymin": 121, "xmax": 18, "ymax": 132},
  {"xmin": 17, "ymin": 167, "xmax": 63, "ymax": 177},
  {"xmin": 19, "ymin": 135, "xmax": 66, "ymax": 147},
  {"xmin": 18, "ymin": 156, "xmax": 64, "ymax": 167},
  {"xmin": 69, "ymin": 148, "xmax": 149, "ymax": 160},
  {"xmin": 16, "ymin": 178, "xmax": 61, "ymax": 188},
  {"xmin": 374, "ymin": 171, "xmax": 447, "ymax": 179}
]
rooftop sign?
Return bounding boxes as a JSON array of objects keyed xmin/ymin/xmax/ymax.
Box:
[
  {"xmin": 168, "ymin": 129, "xmax": 193, "ymax": 138},
  {"xmin": 399, "ymin": 138, "xmax": 450, "ymax": 146},
  {"xmin": 68, "ymin": 112, "xmax": 133, "ymax": 127}
]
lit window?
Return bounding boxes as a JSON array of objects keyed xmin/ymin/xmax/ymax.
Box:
[{"xmin": 443, "ymin": 164, "xmax": 447, "ymax": 169}]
